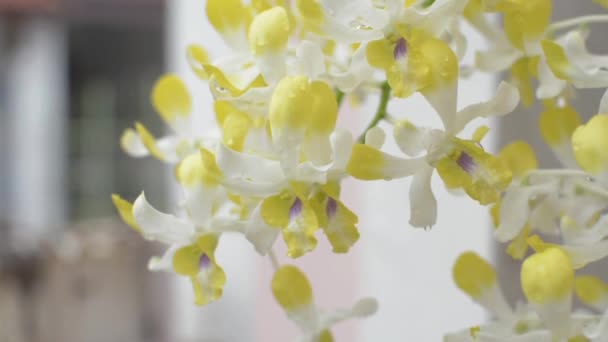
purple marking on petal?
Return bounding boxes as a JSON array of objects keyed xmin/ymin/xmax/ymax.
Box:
[
  {"xmin": 289, "ymin": 198, "xmax": 303, "ymax": 220},
  {"xmin": 394, "ymin": 38, "xmax": 408, "ymax": 60},
  {"xmin": 456, "ymin": 151, "xmax": 477, "ymax": 174},
  {"xmin": 326, "ymin": 197, "xmax": 338, "ymax": 219},
  {"xmin": 199, "ymin": 253, "xmax": 211, "ymax": 270}
]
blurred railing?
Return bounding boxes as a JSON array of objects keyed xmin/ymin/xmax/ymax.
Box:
[{"xmin": 0, "ymin": 219, "xmax": 169, "ymax": 342}]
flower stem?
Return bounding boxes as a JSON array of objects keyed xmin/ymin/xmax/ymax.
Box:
[
  {"xmin": 547, "ymin": 15, "xmax": 608, "ymax": 33},
  {"xmin": 336, "ymin": 89, "xmax": 345, "ymax": 108},
  {"xmin": 357, "ymin": 82, "xmax": 391, "ymax": 143}
]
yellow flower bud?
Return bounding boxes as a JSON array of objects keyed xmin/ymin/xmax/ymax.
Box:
[
  {"xmin": 572, "ymin": 115, "xmax": 608, "ymax": 174},
  {"xmin": 521, "ymin": 248, "xmax": 574, "ymax": 304},
  {"xmin": 453, "ymin": 252, "xmax": 497, "ymax": 298},
  {"xmin": 249, "ymin": 7, "xmax": 290, "ymax": 56},
  {"xmin": 272, "ymin": 265, "xmax": 314, "ymax": 311}
]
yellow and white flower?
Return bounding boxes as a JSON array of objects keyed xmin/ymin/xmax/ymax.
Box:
[
  {"xmin": 214, "ymin": 76, "xmax": 360, "ymax": 258},
  {"xmin": 111, "ymin": 188, "xmax": 245, "ymax": 306},
  {"xmin": 347, "ymin": 81, "xmax": 519, "ymax": 228},
  {"xmin": 272, "ymin": 265, "xmax": 377, "ymax": 342},
  {"xmin": 121, "ymin": 74, "xmax": 216, "ymax": 163}
]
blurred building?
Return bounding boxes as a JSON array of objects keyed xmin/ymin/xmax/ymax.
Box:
[{"xmin": 0, "ymin": 1, "xmax": 170, "ymax": 341}]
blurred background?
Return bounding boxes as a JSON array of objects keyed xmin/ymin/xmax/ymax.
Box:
[{"xmin": 0, "ymin": 1, "xmax": 604, "ymax": 341}]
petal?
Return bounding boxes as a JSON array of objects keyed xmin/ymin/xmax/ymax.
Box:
[
  {"xmin": 283, "ymin": 199, "xmax": 319, "ymax": 258},
  {"xmin": 133, "ymin": 123, "xmax": 180, "ymax": 162},
  {"xmin": 495, "ymin": 183, "xmax": 557, "ymax": 242},
  {"xmin": 475, "ymin": 44, "xmax": 523, "ymax": 73},
  {"xmin": 216, "ymin": 143, "xmax": 287, "ymax": 195},
  {"xmin": 296, "ymin": 40, "xmax": 326, "ymax": 80},
  {"xmin": 111, "ymin": 194, "xmax": 140, "ymax": 232},
  {"xmin": 133, "ymin": 192, "xmax": 195, "ymax": 245},
  {"xmin": 331, "ymin": 43, "xmax": 375, "ymax": 93},
  {"xmin": 536, "ymin": 57, "xmax": 567, "ymax": 99},
  {"xmin": 422, "ymin": 82, "xmax": 458, "ymax": 132},
  {"xmin": 148, "ymin": 245, "xmax": 180, "ymax": 272},
  {"xmin": 120, "ymin": 128, "xmax": 149, "ymax": 157},
  {"xmin": 364, "ymin": 126, "xmax": 386, "ymax": 150},
  {"xmin": 450, "ymin": 81, "xmax": 520, "ymax": 134},
  {"xmin": 245, "ymin": 202, "xmax": 281, "ymax": 255},
  {"xmin": 206, "ymin": 0, "xmax": 250, "ymax": 50},
  {"xmin": 599, "ymin": 88, "xmax": 608, "ymax": 114},
  {"xmin": 321, "ymin": 297, "xmax": 378, "ymax": 329},
  {"xmin": 151, "ymin": 74, "xmax": 192, "ymax": 128},
  {"xmin": 346, "ymin": 144, "xmax": 426, "ymax": 180},
  {"xmin": 249, "ymin": 7, "xmax": 290, "ymax": 84},
  {"xmin": 393, "ymin": 120, "xmax": 432, "ymax": 156},
  {"xmin": 583, "ymin": 308, "xmax": 608, "ymax": 340},
  {"xmin": 322, "ymin": 197, "xmax": 359, "ymax": 253},
  {"xmin": 408, "ymin": 165, "xmax": 437, "ymax": 228},
  {"xmin": 186, "ymin": 44, "xmax": 211, "ymax": 80}
]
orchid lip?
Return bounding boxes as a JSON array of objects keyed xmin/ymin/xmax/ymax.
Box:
[
  {"xmin": 394, "ymin": 38, "xmax": 408, "ymax": 60},
  {"xmin": 456, "ymin": 151, "xmax": 477, "ymax": 174},
  {"xmin": 326, "ymin": 197, "xmax": 338, "ymax": 219},
  {"xmin": 289, "ymin": 198, "xmax": 303, "ymax": 220},
  {"xmin": 199, "ymin": 253, "xmax": 211, "ymax": 270}
]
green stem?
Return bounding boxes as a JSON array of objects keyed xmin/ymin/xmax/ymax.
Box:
[
  {"xmin": 336, "ymin": 89, "xmax": 345, "ymax": 108},
  {"xmin": 547, "ymin": 14, "xmax": 608, "ymax": 33},
  {"xmin": 357, "ymin": 82, "xmax": 391, "ymax": 143}
]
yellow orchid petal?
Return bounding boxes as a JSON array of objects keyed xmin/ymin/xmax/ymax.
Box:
[
  {"xmin": 575, "ymin": 276, "xmax": 608, "ymax": 309},
  {"xmin": 498, "ymin": 140, "xmax": 538, "ymax": 178},
  {"xmin": 272, "ymin": 265, "xmax": 314, "ymax": 311},
  {"xmin": 347, "ymin": 144, "xmax": 426, "ymax": 181},
  {"xmin": 249, "ymin": 6, "xmax": 290, "ymax": 56},
  {"xmin": 269, "ymin": 75, "xmax": 314, "ymax": 133},
  {"xmin": 261, "ymin": 192, "xmax": 294, "ymax": 227},
  {"xmin": 322, "ymin": 197, "xmax": 360, "ymax": 254},
  {"xmin": 541, "ymin": 39, "xmax": 571, "ymax": 81},
  {"xmin": 134, "ymin": 122, "xmax": 166, "ymax": 161},
  {"xmin": 296, "ymin": 0, "xmax": 324, "ymax": 33},
  {"xmin": 151, "ymin": 74, "xmax": 191, "ymax": 124},
  {"xmin": 521, "ymin": 247, "xmax": 574, "ymax": 305},
  {"xmin": 214, "ymin": 101, "xmax": 252, "ymax": 152},
  {"xmin": 111, "ymin": 194, "xmax": 140, "ymax": 232},
  {"xmin": 510, "ymin": 57, "xmax": 538, "ymax": 107},
  {"xmin": 572, "ymin": 114, "xmax": 608, "ymax": 174},
  {"xmin": 453, "ymin": 252, "xmax": 497, "ymax": 299},
  {"xmin": 206, "ymin": 0, "xmax": 250, "ymax": 35},
  {"xmin": 436, "ymin": 140, "xmax": 512, "ymax": 205},
  {"xmin": 308, "ymin": 80, "xmax": 338, "ymax": 135},
  {"xmin": 187, "ymin": 45, "xmax": 210, "ymax": 80},
  {"xmin": 366, "ymin": 39, "xmax": 394, "ymax": 70},
  {"xmin": 283, "ymin": 198, "xmax": 319, "ymax": 258},
  {"xmin": 499, "ymin": 0, "xmax": 552, "ymax": 50}
]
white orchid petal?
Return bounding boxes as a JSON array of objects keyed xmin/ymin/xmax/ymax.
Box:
[
  {"xmin": 423, "ymin": 83, "xmax": 458, "ymax": 131},
  {"xmin": 409, "ymin": 165, "xmax": 437, "ymax": 229},
  {"xmin": 255, "ymin": 52, "xmax": 287, "ymax": 86},
  {"xmin": 297, "ymin": 41, "xmax": 326, "ymax": 80},
  {"xmin": 216, "ymin": 143, "xmax": 285, "ymax": 184},
  {"xmin": 133, "ymin": 192, "xmax": 195, "ymax": 245},
  {"xmin": 536, "ymin": 58, "xmax": 568, "ymax": 99},
  {"xmin": 475, "ymin": 46, "xmax": 523, "ymax": 73},
  {"xmin": 331, "ymin": 43, "xmax": 375, "ymax": 93},
  {"xmin": 244, "ymin": 204, "xmax": 280, "ymax": 255},
  {"xmin": 496, "ymin": 183, "xmax": 557, "ymax": 242},
  {"xmin": 364, "ymin": 126, "xmax": 386, "ymax": 149},
  {"xmin": 452, "ymin": 81, "xmax": 520, "ymax": 133},
  {"xmin": 148, "ymin": 245, "xmax": 180, "ymax": 272}
]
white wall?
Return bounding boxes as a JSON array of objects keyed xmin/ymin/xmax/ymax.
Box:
[
  {"xmin": 165, "ymin": 1, "xmax": 257, "ymax": 340},
  {"xmin": 357, "ymin": 23, "xmax": 495, "ymax": 341}
]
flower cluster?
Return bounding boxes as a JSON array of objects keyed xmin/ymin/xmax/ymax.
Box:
[{"xmin": 111, "ymin": 0, "xmax": 608, "ymax": 340}]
